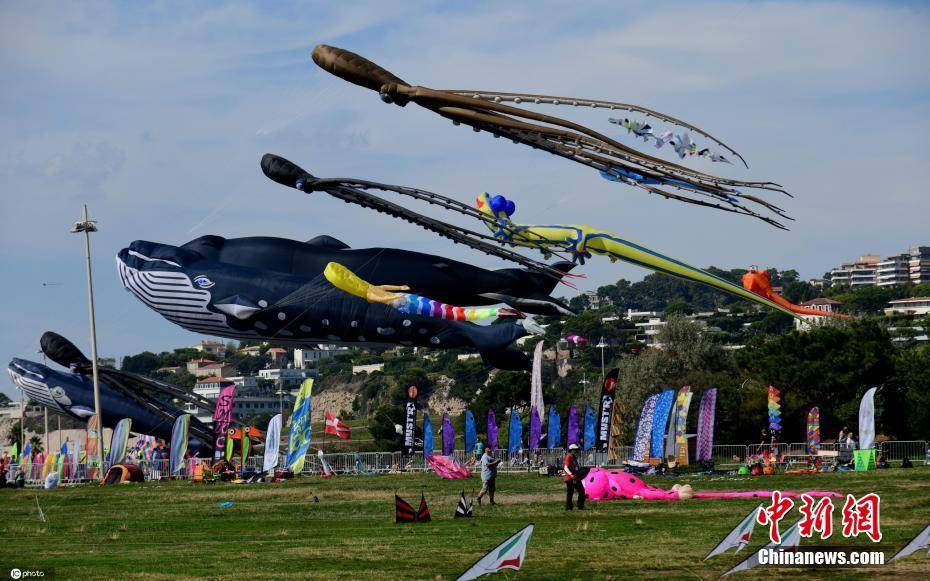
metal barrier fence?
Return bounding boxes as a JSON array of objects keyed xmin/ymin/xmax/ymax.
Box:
[
  {"xmin": 5, "ymin": 441, "xmax": 927, "ymax": 485},
  {"xmin": 879, "ymin": 440, "xmax": 928, "ymax": 464}
]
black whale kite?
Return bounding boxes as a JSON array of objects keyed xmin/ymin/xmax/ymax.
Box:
[{"xmin": 117, "ymin": 238, "xmax": 547, "ymax": 370}]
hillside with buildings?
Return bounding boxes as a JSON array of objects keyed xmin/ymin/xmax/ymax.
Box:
[{"xmin": 4, "ymin": 248, "xmax": 929, "ymax": 451}]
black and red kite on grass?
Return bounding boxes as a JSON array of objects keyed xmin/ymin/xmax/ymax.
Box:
[{"xmin": 395, "ymin": 494, "xmax": 431, "ymax": 524}]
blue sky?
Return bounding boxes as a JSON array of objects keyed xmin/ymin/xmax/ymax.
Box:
[{"xmin": 2, "ymin": 1, "xmax": 929, "ymax": 398}]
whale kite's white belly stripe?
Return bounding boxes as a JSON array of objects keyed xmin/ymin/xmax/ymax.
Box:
[
  {"xmin": 117, "ymin": 257, "xmax": 259, "ymax": 340},
  {"xmin": 8, "ymin": 367, "xmax": 62, "ymax": 412}
]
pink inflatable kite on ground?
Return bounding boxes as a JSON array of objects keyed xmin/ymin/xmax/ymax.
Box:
[
  {"xmin": 582, "ymin": 467, "xmax": 841, "ymax": 501},
  {"xmin": 425, "ymin": 455, "xmax": 470, "ymax": 479},
  {"xmin": 566, "ymin": 335, "xmax": 589, "ymax": 346}
]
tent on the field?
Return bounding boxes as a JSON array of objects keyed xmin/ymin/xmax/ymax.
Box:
[{"xmin": 100, "ymin": 463, "xmax": 144, "ymax": 485}]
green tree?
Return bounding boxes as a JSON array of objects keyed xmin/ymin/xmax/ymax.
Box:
[
  {"xmin": 894, "ymin": 344, "xmax": 930, "ymax": 439},
  {"xmin": 469, "ymin": 371, "xmax": 530, "ymax": 427},
  {"xmin": 121, "ymin": 351, "xmax": 161, "ymax": 374},
  {"xmin": 6, "ymin": 420, "xmax": 24, "ymax": 449},
  {"xmin": 664, "ymin": 299, "xmax": 694, "ymax": 316},
  {"xmin": 29, "ymin": 435, "xmax": 44, "ymax": 455},
  {"xmin": 735, "ymin": 320, "xmax": 896, "ymax": 438},
  {"xmin": 369, "ymin": 405, "xmax": 404, "ymax": 451}
]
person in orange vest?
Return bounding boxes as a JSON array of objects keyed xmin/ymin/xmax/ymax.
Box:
[{"xmin": 564, "ymin": 443, "xmax": 585, "ymax": 510}]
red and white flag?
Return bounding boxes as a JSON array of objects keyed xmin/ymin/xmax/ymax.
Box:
[{"xmin": 325, "ymin": 412, "xmax": 351, "ymax": 440}]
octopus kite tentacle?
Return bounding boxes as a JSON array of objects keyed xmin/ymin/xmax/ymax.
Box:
[
  {"xmin": 310, "ymin": 44, "xmax": 793, "ymax": 229},
  {"xmin": 39, "ymin": 332, "xmax": 218, "ymax": 444},
  {"xmin": 260, "ymin": 154, "xmax": 579, "ymax": 281},
  {"xmin": 323, "ymin": 262, "xmax": 523, "ymax": 322},
  {"xmin": 474, "ymin": 193, "xmax": 800, "ymax": 318},
  {"xmin": 449, "ymin": 90, "xmax": 750, "ymax": 168}
]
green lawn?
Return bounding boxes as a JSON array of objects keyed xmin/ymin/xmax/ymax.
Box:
[{"xmin": 2, "ymin": 468, "xmax": 929, "ymax": 579}]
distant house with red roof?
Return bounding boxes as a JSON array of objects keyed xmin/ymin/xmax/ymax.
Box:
[
  {"xmin": 267, "ymin": 347, "xmax": 288, "ymax": 368},
  {"xmin": 187, "ymin": 358, "xmax": 235, "ymax": 378}
]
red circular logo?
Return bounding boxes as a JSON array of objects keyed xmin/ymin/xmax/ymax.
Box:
[
  {"xmin": 605, "ymin": 378, "xmax": 617, "ymax": 393},
  {"xmin": 407, "ymin": 385, "xmax": 418, "ymax": 399}
]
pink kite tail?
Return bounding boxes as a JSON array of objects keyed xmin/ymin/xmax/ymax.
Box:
[{"xmin": 693, "ymin": 490, "xmax": 842, "ymax": 500}]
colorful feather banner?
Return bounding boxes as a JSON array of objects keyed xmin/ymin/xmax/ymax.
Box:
[
  {"xmin": 529, "ymin": 407, "xmax": 541, "ymax": 449},
  {"xmin": 767, "ymin": 386, "xmax": 782, "ymax": 432},
  {"xmin": 169, "ymin": 414, "xmax": 190, "ymax": 476},
  {"xmin": 213, "ymin": 383, "xmax": 236, "ymax": 459},
  {"xmin": 286, "ymin": 379, "xmax": 314, "ymax": 473},
  {"xmin": 464, "ymin": 409, "xmax": 476, "ymax": 454},
  {"xmin": 695, "ymin": 388, "xmax": 718, "ymax": 462},
  {"xmin": 507, "ymin": 408, "xmax": 522, "ymax": 454},
  {"xmin": 633, "ymin": 393, "xmax": 659, "ymax": 462},
  {"xmin": 665, "ymin": 386, "xmax": 690, "ymax": 461},
  {"xmin": 423, "ymin": 413, "xmax": 434, "ymax": 456},
  {"xmin": 547, "ymin": 405, "xmax": 561, "ymax": 449},
  {"xmin": 859, "ymin": 387, "xmax": 878, "ymax": 451},
  {"xmin": 607, "ymin": 399, "xmax": 625, "ymax": 461},
  {"xmin": 567, "ymin": 405, "xmax": 580, "ymax": 446},
  {"xmin": 442, "ymin": 413, "xmax": 455, "ymax": 456},
  {"xmin": 530, "ymin": 340, "xmax": 545, "ymax": 421},
  {"xmin": 583, "ymin": 406, "xmax": 596, "ymax": 451},
  {"xmin": 107, "ymin": 418, "xmax": 132, "ymax": 469},
  {"xmin": 650, "ymin": 390, "xmax": 675, "ymax": 459},
  {"xmin": 85, "ymin": 415, "xmax": 100, "ymax": 479},
  {"xmin": 806, "ymin": 407, "xmax": 820, "ymax": 454},
  {"xmin": 487, "ymin": 410, "xmax": 498, "ymax": 452},
  {"xmin": 674, "ymin": 387, "xmax": 693, "ymax": 464},
  {"xmin": 597, "ymin": 368, "xmax": 620, "ymax": 452},
  {"xmin": 263, "ymin": 414, "xmax": 283, "ymax": 473}
]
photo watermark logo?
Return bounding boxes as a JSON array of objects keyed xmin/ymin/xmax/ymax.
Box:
[{"xmin": 9, "ymin": 569, "xmax": 45, "ymax": 579}]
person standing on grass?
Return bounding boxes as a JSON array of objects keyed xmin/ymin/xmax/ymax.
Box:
[
  {"xmin": 564, "ymin": 443, "xmax": 585, "ymax": 510},
  {"xmin": 476, "ymin": 443, "xmax": 500, "ymax": 506}
]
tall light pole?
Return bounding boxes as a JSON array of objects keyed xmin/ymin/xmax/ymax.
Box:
[
  {"xmin": 578, "ymin": 371, "xmax": 591, "ymax": 403},
  {"xmin": 275, "ymin": 388, "xmax": 286, "ymax": 418},
  {"xmin": 41, "ymin": 351, "xmax": 49, "ymax": 453},
  {"xmin": 595, "ymin": 336, "xmax": 607, "ymax": 387},
  {"xmin": 71, "ymin": 205, "xmax": 105, "ymax": 477},
  {"xmin": 19, "ymin": 391, "xmax": 25, "ymax": 455}
]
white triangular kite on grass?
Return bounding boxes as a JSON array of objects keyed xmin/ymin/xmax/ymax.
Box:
[
  {"xmin": 705, "ymin": 504, "xmax": 763, "ymax": 560},
  {"xmin": 455, "ymin": 491, "xmax": 474, "ymax": 518},
  {"xmin": 890, "ymin": 524, "xmax": 930, "ymax": 563},
  {"xmin": 457, "ymin": 524, "xmax": 534, "ymax": 580},
  {"xmin": 722, "ymin": 520, "xmax": 801, "ymax": 576}
]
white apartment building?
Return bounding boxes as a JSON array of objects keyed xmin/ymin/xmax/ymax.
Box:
[
  {"xmin": 909, "ymin": 246, "xmax": 930, "ymax": 284},
  {"xmin": 258, "ymin": 368, "xmax": 313, "ymax": 387},
  {"xmin": 293, "ymin": 346, "xmax": 339, "ymax": 368},
  {"xmin": 634, "ymin": 317, "xmax": 666, "ymax": 347},
  {"xmin": 232, "ymin": 396, "xmax": 284, "ymax": 419},
  {"xmin": 192, "ymin": 376, "xmax": 259, "ymax": 400},
  {"xmin": 829, "ymin": 255, "xmax": 880, "ymax": 287},
  {"xmin": 829, "ymin": 246, "xmax": 929, "ymax": 288},
  {"xmin": 884, "ymin": 297, "xmax": 930, "ymax": 317},
  {"xmin": 793, "ymin": 298, "xmax": 844, "ymax": 331},
  {"xmin": 876, "ymin": 254, "xmax": 910, "ymax": 286}
]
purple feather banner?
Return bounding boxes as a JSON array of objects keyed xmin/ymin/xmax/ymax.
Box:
[{"xmin": 567, "ymin": 405, "xmax": 580, "ymax": 446}]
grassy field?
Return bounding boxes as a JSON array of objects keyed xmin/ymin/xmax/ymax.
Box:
[{"xmin": 1, "ymin": 468, "xmax": 929, "ymax": 579}]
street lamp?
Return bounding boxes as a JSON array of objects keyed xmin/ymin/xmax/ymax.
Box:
[
  {"xmin": 578, "ymin": 372, "xmax": 591, "ymax": 403},
  {"xmin": 71, "ymin": 205, "xmax": 105, "ymax": 477},
  {"xmin": 595, "ymin": 336, "xmax": 608, "ymax": 386}
]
